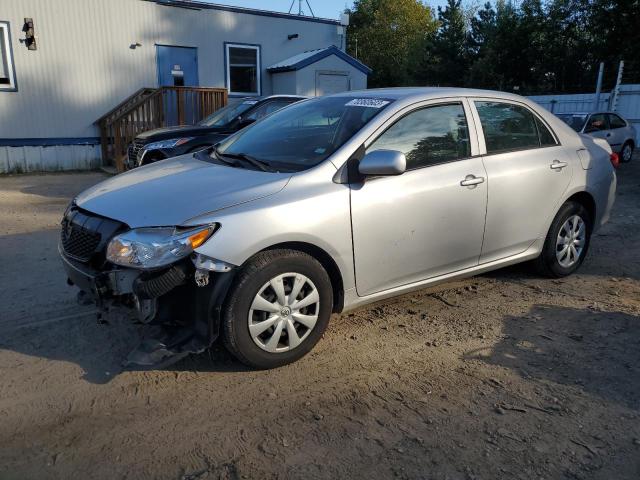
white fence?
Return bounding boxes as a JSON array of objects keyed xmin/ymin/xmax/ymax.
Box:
[{"xmin": 529, "ymin": 84, "xmax": 640, "ymax": 143}]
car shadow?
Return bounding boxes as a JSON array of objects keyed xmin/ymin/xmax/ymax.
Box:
[{"xmin": 463, "ymin": 304, "xmax": 640, "ymax": 411}]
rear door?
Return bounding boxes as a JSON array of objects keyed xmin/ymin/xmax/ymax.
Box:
[
  {"xmin": 471, "ymin": 99, "xmax": 572, "ymax": 264},
  {"xmin": 350, "ymin": 99, "xmax": 487, "ymax": 296},
  {"xmin": 607, "ymin": 114, "xmax": 628, "ymax": 152}
]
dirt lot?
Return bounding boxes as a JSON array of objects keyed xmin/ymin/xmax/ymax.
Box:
[{"xmin": 1, "ymin": 156, "xmax": 639, "ymax": 480}]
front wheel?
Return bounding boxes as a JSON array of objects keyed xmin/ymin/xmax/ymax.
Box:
[
  {"xmin": 222, "ymin": 249, "xmax": 333, "ymax": 369},
  {"xmin": 535, "ymin": 201, "xmax": 592, "ymax": 277}
]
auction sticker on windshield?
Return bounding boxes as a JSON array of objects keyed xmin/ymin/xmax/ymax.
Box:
[{"xmin": 345, "ymin": 98, "xmax": 390, "ymax": 108}]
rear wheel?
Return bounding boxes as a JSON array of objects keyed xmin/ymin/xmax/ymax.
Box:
[
  {"xmin": 535, "ymin": 201, "xmax": 592, "ymax": 277},
  {"xmin": 621, "ymin": 142, "xmax": 634, "ymax": 163},
  {"xmin": 222, "ymin": 249, "xmax": 333, "ymax": 369}
]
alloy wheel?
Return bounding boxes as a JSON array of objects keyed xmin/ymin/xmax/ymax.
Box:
[
  {"xmin": 248, "ymin": 273, "xmax": 320, "ymax": 353},
  {"xmin": 622, "ymin": 144, "xmax": 633, "ymax": 162},
  {"xmin": 556, "ymin": 215, "xmax": 586, "ymax": 268}
]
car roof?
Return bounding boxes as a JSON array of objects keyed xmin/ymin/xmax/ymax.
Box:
[
  {"xmin": 258, "ymin": 95, "xmax": 308, "ymax": 101},
  {"xmin": 558, "ymin": 112, "xmax": 622, "ymax": 116},
  {"xmin": 329, "ymin": 87, "xmax": 530, "ymax": 102}
]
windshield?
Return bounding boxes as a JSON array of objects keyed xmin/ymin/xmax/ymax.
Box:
[
  {"xmin": 198, "ymin": 99, "xmax": 258, "ymax": 127},
  {"xmin": 557, "ymin": 114, "xmax": 588, "ymax": 132},
  {"xmin": 215, "ymin": 96, "xmax": 393, "ymax": 171}
]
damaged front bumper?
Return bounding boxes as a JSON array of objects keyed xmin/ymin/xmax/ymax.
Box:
[{"xmin": 60, "ymin": 245, "xmax": 236, "ymax": 369}]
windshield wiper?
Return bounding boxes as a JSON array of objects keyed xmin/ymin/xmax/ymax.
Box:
[
  {"xmin": 208, "ymin": 146, "xmax": 237, "ymax": 167},
  {"xmin": 218, "ymin": 152, "xmax": 274, "ymax": 172}
]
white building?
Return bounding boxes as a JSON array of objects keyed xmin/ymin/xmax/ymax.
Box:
[{"xmin": 0, "ymin": 0, "xmax": 370, "ymax": 173}]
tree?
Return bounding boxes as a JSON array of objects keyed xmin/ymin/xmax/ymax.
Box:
[
  {"xmin": 425, "ymin": 0, "xmax": 471, "ymax": 86},
  {"xmin": 347, "ymin": 0, "xmax": 438, "ymax": 87}
]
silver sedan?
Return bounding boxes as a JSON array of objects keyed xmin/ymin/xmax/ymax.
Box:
[
  {"xmin": 60, "ymin": 88, "xmax": 617, "ymax": 369},
  {"xmin": 557, "ymin": 111, "xmax": 636, "ymax": 162}
]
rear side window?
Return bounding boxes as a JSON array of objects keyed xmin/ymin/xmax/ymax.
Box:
[
  {"xmin": 609, "ymin": 114, "xmax": 627, "ymax": 129},
  {"xmin": 475, "ymin": 101, "xmax": 544, "ymax": 154},
  {"xmin": 536, "ymin": 118, "xmax": 558, "ymax": 146},
  {"xmin": 367, "ymin": 103, "xmax": 471, "ymax": 170}
]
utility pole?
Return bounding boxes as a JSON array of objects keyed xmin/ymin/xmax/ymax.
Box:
[
  {"xmin": 610, "ymin": 60, "xmax": 624, "ymax": 112},
  {"xmin": 288, "ymin": 0, "xmax": 315, "ymax": 17},
  {"xmin": 593, "ymin": 62, "xmax": 604, "ymax": 112}
]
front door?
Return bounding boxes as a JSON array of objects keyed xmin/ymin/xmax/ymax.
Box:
[
  {"xmin": 156, "ymin": 45, "xmax": 199, "ymax": 125},
  {"xmin": 472, "ymin": 100, "xmax": 572, "ymax": 263},
  {"xmin": 350, "ymin": 101, "xmax": 487, "ymax": 296},
  {"xmin": 584, "ymin": 112, "xmax": 612, "ymax": 145}
]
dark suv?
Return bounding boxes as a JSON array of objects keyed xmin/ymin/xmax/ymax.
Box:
[{"xmin": 126, "ymin": 95, "xmax": 306, "ymax": 169}]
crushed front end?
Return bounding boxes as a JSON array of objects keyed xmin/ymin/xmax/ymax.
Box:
[{"xmin": 59, "ymin": 204, "xmax": 235, "ymax": 369}]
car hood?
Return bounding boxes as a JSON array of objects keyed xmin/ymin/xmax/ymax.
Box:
[
  {"xmin": 75, "ymin": 155, "xmax": 291, "ymax": 228},
  {"xmin": 137, "ymin": 125, "xmax": 225, "ymax": 141}
]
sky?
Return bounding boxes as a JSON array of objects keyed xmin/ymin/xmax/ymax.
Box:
[{"xmin": 203, "ymin": 0, "xmax": 449, "ymax": 20}]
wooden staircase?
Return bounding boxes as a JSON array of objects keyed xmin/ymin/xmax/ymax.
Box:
[{"xmin": 97, "ymin": 86, "xmax": 228, "ymax": 172}]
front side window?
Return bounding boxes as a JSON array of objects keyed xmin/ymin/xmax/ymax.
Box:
[
  {"xmin": 215, "ymin": 96, "xmax": 393, "ymax": 172},
  {"xmin": 0, "ymin": 21, "xmax": 16, "ymax": 91},
  {"xmin": 367, "ymin": 103, "xmax": 471, "ymax": 169},
  {"xmin": 226, "ymin": 44, "xmax": 260, "ymax": 96},
  {"xmin": 198, "ymin": 99, "xmax": 256, "ymax": 127},
  {"xmin": 475, "ymin": 101, "xmax": 546, "ymax": 154},
  {"xmin": 245, "ymin": 99, "xmax": 295, "ymax": 121},
  {"xmin": 609, "ymin": 114, "xmax": 627, "ymax": 129},
  {"xmin": 585, "ymin": 113, "xmax": 609, "ymax": 132}
]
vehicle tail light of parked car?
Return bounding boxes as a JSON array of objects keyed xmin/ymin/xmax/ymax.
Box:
[{"xmin": 610, "ymin": 152, "xmax": 620, "ymax": 168}]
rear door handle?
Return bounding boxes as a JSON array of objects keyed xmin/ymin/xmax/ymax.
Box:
[
  {"xmin": 460, "ymin": 175, "xmax": 485, "ymax": 187},
  {"xmin": 550, "ymin": 160, "xmax": 568, "ymax": 170}
]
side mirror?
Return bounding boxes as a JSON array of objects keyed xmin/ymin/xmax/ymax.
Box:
[
  {"xmin": 236, "ymin": 117, "xmax": 255, "ymax": 129},
  {"xmin": 358, "ymin": 150, "xmax": 406, "ymax": 176}
]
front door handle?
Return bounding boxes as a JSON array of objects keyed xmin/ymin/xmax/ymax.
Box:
[
  {"xmin": 550, "ymin": 160, "xmax": 568, "ymax": 170},
  {"xmin": 460, "ymin": 175, "xmax": 485, "ymax": 187}
]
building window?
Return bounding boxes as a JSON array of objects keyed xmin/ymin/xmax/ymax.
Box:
[
  {"xmin": 0, "ymin": 21, "xmax": 16, "ymax": 91},
  {"xmin": 226, "ymin": 43, "xmax": 260, "ymax": 96}
]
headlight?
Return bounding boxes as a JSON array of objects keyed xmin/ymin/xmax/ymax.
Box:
[
  {"xmin": 106, "ymin": 225, "xmax": 217, "ymax": 269},
  {"xmin": 145, "ymin": 137, "xmax": 194, "ymax": 151}
]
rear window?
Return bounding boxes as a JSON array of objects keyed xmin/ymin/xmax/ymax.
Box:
[{"xmin": 557, "ymin": 114, "xmax": 588, "ymax": 132}]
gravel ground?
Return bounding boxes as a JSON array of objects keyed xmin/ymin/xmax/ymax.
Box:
[{"xmin": 0, "ymin": 156, "xmax": 639, "ymax": 480}]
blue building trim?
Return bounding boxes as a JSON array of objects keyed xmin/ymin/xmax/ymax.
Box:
[
  {"xmin": 149, "ymin": 0, "xmax": 341, "ymax": 25},
  {"xmin": 0, "ymin": 20, "xmax": 18, "ymax": 92},
  {"xmin": 223, "ymin": 41, "xmax": 263, "ymax": 97},
  {"xmin": 267, "ymin": 45, "xmax": 372, "ymax": 76},
  {"xmin": 0, "ymin": 137, "xmax": 101, "ymax": 147}
]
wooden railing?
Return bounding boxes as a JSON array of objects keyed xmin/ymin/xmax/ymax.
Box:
[{"xmin": 97, "ymin": 86, "xmax": 228, "ymax": 171}]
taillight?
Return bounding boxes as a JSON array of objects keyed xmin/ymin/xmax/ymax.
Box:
[{"xmin": 610, "ymin": 152, "xmax": 620, "ymax": 169}]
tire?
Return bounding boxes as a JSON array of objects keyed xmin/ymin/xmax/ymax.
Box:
[
  {"xmin": 534, "ymin": 201, "xmax": 592, "ymax": 278},
  {"xmin": 222, "ymin": 249, "xmax": 333, "ymax": 369},
  {"xmin": 620, "ymin": 142, "xmax": 634, "ymax": 163}
]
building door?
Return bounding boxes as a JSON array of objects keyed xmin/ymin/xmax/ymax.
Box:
[
  {"xmin": 316, "ymin": 72, "xmax": 349, "ymax": 96},
  {"xmin": 156, "ymin": 45, "xmax": 199, "ymax": 125}
]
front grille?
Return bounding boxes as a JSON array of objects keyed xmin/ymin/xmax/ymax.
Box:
[
  {"xmin": 60, "ymin": 221, "xmax": 101, "ymax": 262},
  {"xmin": 128, "ymin": 139, "xmax": 145, "ymax": 167},
  {"xmin": 60, "ymin": 206, "xmax": 126, "ymax": 266}
]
